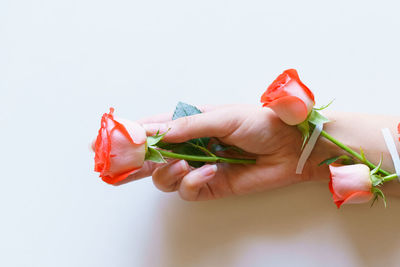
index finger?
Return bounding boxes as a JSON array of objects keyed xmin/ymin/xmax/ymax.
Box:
[{"xmin": 136, "ymin": 104, "xmax": 236, "ymax": 124}]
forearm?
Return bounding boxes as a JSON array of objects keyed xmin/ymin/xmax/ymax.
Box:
[{"xmin": 309, "ymin": 111, "xmax": 400, "ymax": 196}]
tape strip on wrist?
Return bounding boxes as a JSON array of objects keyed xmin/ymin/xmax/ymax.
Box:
[
  {"xmin": 381, "ymin": 128, "xmax": 400, "ymax": 181},
  {"xmin": 296, "ymin": 123, "xmax": 323, "ymax": 174}
]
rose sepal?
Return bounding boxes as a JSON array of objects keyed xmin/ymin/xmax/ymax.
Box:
[
  {"xmin": 145, "ymin": 130, "xmax": 169, "ymax": 163},
  {"xmin": 146, "ymin": 130, "xmax": 169, "ymax": 147},
  {"xmin": 369, "ymin": 156, "xmax": 387, "ymax": 207},
  {"xmin": 371, "ymin": 187, "xmax": 386, "ymax": 207},
  {"xmin": 370, "ymin": 155, "xmax": 384, "ymax": 186},
  {"xmin": 297, "ymin": 108, "xmax": 330, "ymax": 149}
]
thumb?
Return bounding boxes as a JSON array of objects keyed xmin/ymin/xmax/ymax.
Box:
[{"xmin": 142, "ymin": 109, "xmax": 239, "ymax": 143}]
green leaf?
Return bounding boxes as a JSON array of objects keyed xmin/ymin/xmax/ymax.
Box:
[
  {"xmin": 155, "ymin": 141, "xmax": 180, "ymax": 150},
  {"xmin": 186, "ymin": 142, "xmax": 216, "ymax": 157},
  {"xmin": 145, "ymin": 147, "xmax": 167, "ymax": 163},
  {"xmin": 341, "ymin": 156, "xmax": 354, "ymax": 165},
  {"xmin": 172, "ymin": 101, "xmax": 203, "ymax": 120},
  {"xmin": 308, "ymin": 110, "xmax": 330, "ymax": 126},
  {"xmin": 211, "ymin": 144, "xmax": 228, "ymax": 152},
  {"xmin": 319, "ymin": 156, "xmax": 341, "ymax": 166},
  {"xmin": 313, "ymin": 99, "xmax": 335, "ymax": 111},
  {"xmin": 318, "ymin": 155, "xmax": 353, "ymax": 166},
  {"xmin": 172, "ymin": 102, "xmax": 210, "ymax": 148},
  {"xmin": 211, "ymin": 143, "xmax": 244, "ymax": 154}
]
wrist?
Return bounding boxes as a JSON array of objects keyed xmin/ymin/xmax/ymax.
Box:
[
  {"xmin": 305, "ymin": 111, "xmax": 349, "ymax": 182},
  {"xmin": 306, "ymin": 129, "xmax": 343, "ymax": 182},
  {"xmin": 305, "ymin": 111, "xmax": 398, "ymax": 183}
]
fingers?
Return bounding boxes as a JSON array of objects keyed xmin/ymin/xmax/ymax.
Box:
[
  {"xmin": 166, "ymin": 110, "xmax": 239, "ymax": 143},
  {"xmin": 152, "ymin": 160, "xmax": 190, "ymax": 192},
  {"xmin": 136, "ymin": 104, "xmax": 222, "ymax": 125},
  {"xmin": 178, "ymin": 164, "xmax": 218, "ymax": 201},
  {"xmin": 136, "ymin": 104, "xmax": 243, "ymax": 124},
  {"xmin": 143, "ymin": 108, "xmax": 241, "ymax": 143},
  {"xmin": 151, "ymin": 161, "xmax": 220, "ymax": 201}
]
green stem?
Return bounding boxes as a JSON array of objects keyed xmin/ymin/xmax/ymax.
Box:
[
  {"xmin": 382, "ymin": 173, "xmax": 398, "ymax": 183},
  {"xmin": 320, "ymin": 130, "xmax": 390, "ymax": 176},
  {"xmin": 185, "ymin": 142, "xmax": 217, "ymax": 158},
  {"xmin": 157, "ymin": 149, "xmax": 256, "ymax": 164}
]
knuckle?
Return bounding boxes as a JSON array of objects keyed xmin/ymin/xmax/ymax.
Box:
[
  {"xmin": 178, "ymin": 116, "xmax": 192, "ymax": 127},
  {"xmin": 174, "ymin": 116, "xmax": 191, "ymax": 130},
  {"xmin": 173, "ymin": 116, "xmax": 193, "ymax": 139}
]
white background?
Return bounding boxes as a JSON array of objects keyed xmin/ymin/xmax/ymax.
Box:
[{"xmin": 1, "ymin": 0, "xmax": 400, "ymax": 266}]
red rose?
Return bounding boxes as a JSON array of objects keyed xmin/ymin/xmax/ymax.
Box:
[
  {"xmin": 94, "ymin": 108, "xmax": 147, "ymax": 184},
  {"xmin": 261, "ymin": 69, "xmax": 315, "ymax": 125},
  {"xmin": 329, "ymin": 164, "xmax": 374, "ymax": 208}
]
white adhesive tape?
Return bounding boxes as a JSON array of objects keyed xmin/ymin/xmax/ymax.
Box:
[
  {"xmin": 381, "ymin": 128, "xmax": 400, "ymax": 181},
  {"xmin": 296, "ymin": 123, "xmax": 323, "ymax": 174}
]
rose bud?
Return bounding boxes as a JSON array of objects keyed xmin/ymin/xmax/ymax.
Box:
[
  {"xmin": 94, "ymin": 108, "xmax": 147, "ymax": 184},
  {"xmin": 260, "ymin": 69, "xmax": 315, "ymax": 125},
  {"xmin": 329, "ymin": 164, "xmax": 374, "ymax": 208}
]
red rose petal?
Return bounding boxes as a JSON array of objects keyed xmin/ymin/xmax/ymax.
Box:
[
  {"xmin": 261, "ymin": 69, "xmax": 315, "ymax": 105},
  {"xmin": 329, "ymin": 173, "xmax": 344, "ymax": 208},
  {"xmin": 101, "ymin": 167, "xmax": 141, "ymax": 185}
]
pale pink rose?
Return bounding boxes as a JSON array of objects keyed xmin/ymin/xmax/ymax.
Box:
[
  {"xmin": 329, "ymin": 164, "xmax": 373, "ymax": 208},
  {"xmin": 94, "ymin": 108, "xmax": 147, "ymax": 184},
  {"xmin": 261, "ymin": 69, "xmax": 315, "ymax": 125}
]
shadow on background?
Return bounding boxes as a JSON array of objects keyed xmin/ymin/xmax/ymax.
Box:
[{"xmin": 141, "ymin": 182, "xmax": 400, "ymax": 267}]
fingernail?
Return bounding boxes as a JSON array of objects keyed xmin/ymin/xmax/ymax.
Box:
[
  {"xmin": 171, "ymin": 160, "xmax": 189, "ymax": 175},
  {"xmin": 196, "ymin": 164, "xmax": 218, "ymax": 178},
  {"xmin": 143, "ymin": 123, "xmax": 168, "ymax": 135}
]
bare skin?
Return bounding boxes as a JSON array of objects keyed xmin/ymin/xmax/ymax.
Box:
[{"xmin": 116, "ymin": 104, "xmax": 400, "ymax": 201}]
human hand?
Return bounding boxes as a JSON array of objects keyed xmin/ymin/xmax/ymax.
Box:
[{"xmin": 118, "ymin": 104, "xmax": 335, "ymax": 200}]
